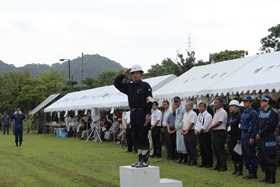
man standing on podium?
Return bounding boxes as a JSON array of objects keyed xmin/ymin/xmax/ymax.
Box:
[{"xmin": 114, "ymin": 64, "xmax": 153, "ymax": 168}]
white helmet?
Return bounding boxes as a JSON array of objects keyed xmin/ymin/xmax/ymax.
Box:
[
  {"xmin": 130, "ymin": 64, "xmax": 143, "ymax": 73},
  {"xmin": 229, "ymin": 100, "xmax": 239, "ymax": 106}
]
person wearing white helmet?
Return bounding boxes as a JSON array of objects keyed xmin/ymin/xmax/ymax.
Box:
[
  {"xmin": 227, "ymin": 100, "xmax": 243, "ymax": 176},
  {"xmin": 114, "ymin": 64, "xmax": 153, "ymax": 167}
]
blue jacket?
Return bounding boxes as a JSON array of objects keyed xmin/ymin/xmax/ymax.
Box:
[
  {"xmin": 10, "ymin": 113, "xmax": 26, "ymax": 125},
  {"xmin": 240, "ymin": 107, "xmax": 258, "ymax": 139},
  {"xmin": 255, "ymin": 106, "xmax": 278, "ymax": 138}
]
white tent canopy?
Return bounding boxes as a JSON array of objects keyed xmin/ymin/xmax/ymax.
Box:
[
  {"xmin": 44, "ymin": 74, "xmax": 176, "ymax": 112},
  {"xmin": 154, "ymin": 52, "xmax": 280, "ymax": 101},
  {"xmin": 153, "ymin": 55, "xmax": 258, "ymax": 100},
  {"xmin": 206, "ymin": 52, "xmax": 280, "ymax": 96}
]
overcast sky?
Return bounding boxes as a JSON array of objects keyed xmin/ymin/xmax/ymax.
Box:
[{"xmin": 0, "ymin": 0, "xmax": 279, "ymax": 71}]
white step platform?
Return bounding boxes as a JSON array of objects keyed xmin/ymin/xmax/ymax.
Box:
[{"xmin": 120, "ymin": 165, "xmax": 182, "ymax": 187}]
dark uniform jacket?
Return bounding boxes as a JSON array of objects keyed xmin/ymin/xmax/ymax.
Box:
[
  {"xmin": 114, "ymin": 74, "xmax": 153, "ymax": 115},
  {"xmin": 227, "ymin": 111, "xmax": 241, "ymax": 140},
  {"xmin": 255, "ymin": 106, "xmax": 278, "ymax": 139}
]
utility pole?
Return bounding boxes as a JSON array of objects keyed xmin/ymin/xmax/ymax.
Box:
[
  {"xmin": 82, "ymin": 53, "xmax": 84, "ymax": 87},
  {"xmin": 188, "ymin": 33, "xmax": 191, "ymax": 52}
]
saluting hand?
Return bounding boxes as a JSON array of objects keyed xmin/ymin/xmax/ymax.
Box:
[{"xmin": 122, "ymin": 68, "xmax": 131, "ymax": 76}]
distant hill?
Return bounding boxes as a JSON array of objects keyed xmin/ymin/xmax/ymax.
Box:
[{"xmin": 0, "ymin": 54, "xmax": 125, "ymax": 83}]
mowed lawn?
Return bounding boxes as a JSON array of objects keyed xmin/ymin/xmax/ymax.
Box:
[{"xmin": 0, "ymin": 132, "xmax": 279, "ymax": 187}]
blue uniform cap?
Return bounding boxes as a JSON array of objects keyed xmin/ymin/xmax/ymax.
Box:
[
  {"xmin": 242, "ymin": 95, "xmax": 254, "ymax": 102},
  {"xmin": 16, "ymin": 108, "xmax": 21, "ymax": 111},
  {"xmin": 259, "ymin": 95, "xmax": 272, "ymax": 101},
  {"xmin": 173, "ymin": 96, "xmax": 181, "ymax": 102}
]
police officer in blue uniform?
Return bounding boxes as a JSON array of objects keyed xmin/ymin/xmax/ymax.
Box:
[
  {"xmin": 255, "ymin": 95, "xmax": 278, "ymax": 184},
  {"xmin": 227, "ymin": 100, "xmax": 243, "ymax": 176},
  {"xmin": 240, "ymin": 95, "xmax": 258, "ymax": 179},
  {"xmin": 10, "ymin": 108, "xmax": 26, "ymax": 146},
  {"xmin": 114, "ymin": 64, "xmax": 153, "ymax": 167}
]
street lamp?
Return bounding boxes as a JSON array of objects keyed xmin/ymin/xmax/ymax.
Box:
[{"xmin": 59, "ymin": 59, "xmax": 70, "ymax": 81}]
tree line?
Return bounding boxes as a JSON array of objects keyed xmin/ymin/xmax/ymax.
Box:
[{"xmin": 0, "ymin": 23, "xmax": 279, "ymax": 115}]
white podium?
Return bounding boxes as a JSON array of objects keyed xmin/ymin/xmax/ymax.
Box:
[{"xmin": 120, "ymin": 165, "xmax": 182, "ymax": 187}]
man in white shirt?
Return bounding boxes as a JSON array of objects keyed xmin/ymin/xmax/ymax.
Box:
[
  {"xmin": 124, "ymin": 111, "xmax": 134, "ymax": 152},
  {"xmin": 161, "ymin": 100, "xmax": 172, "ymax": 159},
  {"xmin": 150, "ymin": 101, "xmax": 162, "ymax": 158},
  {"xmin": 182, "ymin": 101, "xmax": 198, "ymax": 165},
  {"xmin": 195, "ymin": 102, "xmax": 213, "ymax": 168},
  {"xmin": 208, "ymin": 98, "xmax": 228, "ymax": 172}
]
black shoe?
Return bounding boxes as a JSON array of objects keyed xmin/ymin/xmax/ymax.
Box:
[
  {"xmin": 15, "ymin": 143, "xmax": 18, "ymax": 147},
  {"xmin": 180, "ymin": 159, "xmax": 187, "ymax": 164},
  {"xmin": 197, "ymin": 164, "xmax": 206, "ymax": 168},
  {"xmin": 175, "ymin": 158, "xmax": 182, "ymax": 163},
  {"xmin": 188, "ymin": 162, "xmax": 197, "ymax": 166},
  {"xmin": 245, "ymin": 170, "xmax": 257, "ymax": 179},
  {"xmin": 259, "ymin": 171, "xmax": 269, "ymax": 182},
  {"xmin": 266, "ymin": 171, "xmax": 276, "ymax": 184},
  {"xmin": 19, "ymin": 142, "xmax": 22, "ymax": 146},
  {"xmin": 205, "ymin": 164, "xmax": 213, "ymax": 168},
  {"xmin": 235, "ymin": 171, "xmax": 243, "ymax": 176},
  {"xmin": 218, "ymin": 167, "xmax": 227, "ymax": 172},
  {"xmin": 126, "ymin": 150, "xmax": 132, "ymax": 152},
  {"xmin": 210, "ymin": 167, "xmax": 219, "ymax": 170},
  {"xmin": 231, "ymin": 164, "xmax": 237, "ymax": 175}
]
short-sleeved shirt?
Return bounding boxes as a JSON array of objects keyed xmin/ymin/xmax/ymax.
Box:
[
  {"xmin": 162, "ymin": 108, "xmax": 172, "ymax": 127},
  {"xmin": 175, "ymin": 104, "xmax": 186, "ymax": 130},
  {"xmin": 124, "ymin": 111, "xmax": 131, "ymax": 123},
  {"xmin": 195, "ymin": 111, "xmax": 212, "ymax": 133},
  {"xmin": 182, "ymin": 110, "xmax": 197, "ymax": 131},
  {"xmin": 167, "ymin": 112, "xmax": 176, "ymax": 129},
  {"xmin": 212, "ymin": 107, "xmax": 227, "ymax": 130},
  {"xmin": 151, "ymin": 109, "xmax": 162, "ymax": 127}
]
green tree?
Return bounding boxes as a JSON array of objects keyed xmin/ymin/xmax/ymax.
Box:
[
  {"xmin": 260, "ymin": 24, "xmax": 280, "ymax": 53},
  {"xmin": 96, "ymin": 71, "xmax": 120, "ymax": 87},
  {"xmin": 176, "ymin": 51, "xmax": 196, "ymax": 75},
  {"xmin": 209, "ymin": 50, "xmax": 248, "ymax": 63},
  {"xmin": 145, "ymin": 58, "xmax": 180, "ymax": 77},
  {"xmin": 39, "ymin": 68, "xmax": 66, "ymax": 95},
  {"xmin": 81, "ymin": 77, "xmax": 99, "ymax": 89}
]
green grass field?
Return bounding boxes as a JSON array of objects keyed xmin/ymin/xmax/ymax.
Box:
[{"xmin": 0, "ymin": 131, "xmax": 279, "ymax": 187}]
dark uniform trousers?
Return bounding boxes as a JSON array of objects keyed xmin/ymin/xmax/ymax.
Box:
[
  {"xmin": 163, "ymin": 127, "xmax": 170, "ymax": 157},
  {"xmin": 199, "ymin": 132, "xmax": 213, "ymax": 166},
  {"xmin": 3, "ymin": 125, "xmax": 9, "ymax": 135},
  {"xmin": 258, "ymin": 131, "xmax": 277, "ymax": 173},
  {"xmin": 212, "ymin": 130, "xmax": 227, "ymax": 168},
  {"xmin": 241, "ymin": 132, "xmax": 258, "ymax": 171},
  {"xmin": 14, "ymin": 124, "xmax": 23, "ymax": 143},
  {"xmin": 126, "ymin": 128, "xmax": 134, "ymax": 151},
  {"xmin": 169, "ymin": 129, "xmax": 176, "ymax": 159},
  {"xmin": 228, "ymin": 135, "xmax": 243, "ymax": 163},
  {"xmin": 152, "ymin": 126, "xmax": 162, "ymax": 156},
  {"xmin": 184, "ymin": 130, "xmax": 197, "ymax": 162},
  {"xmin": 130, "ymin": 110, "xmax": 150, "ymax": 150}
]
